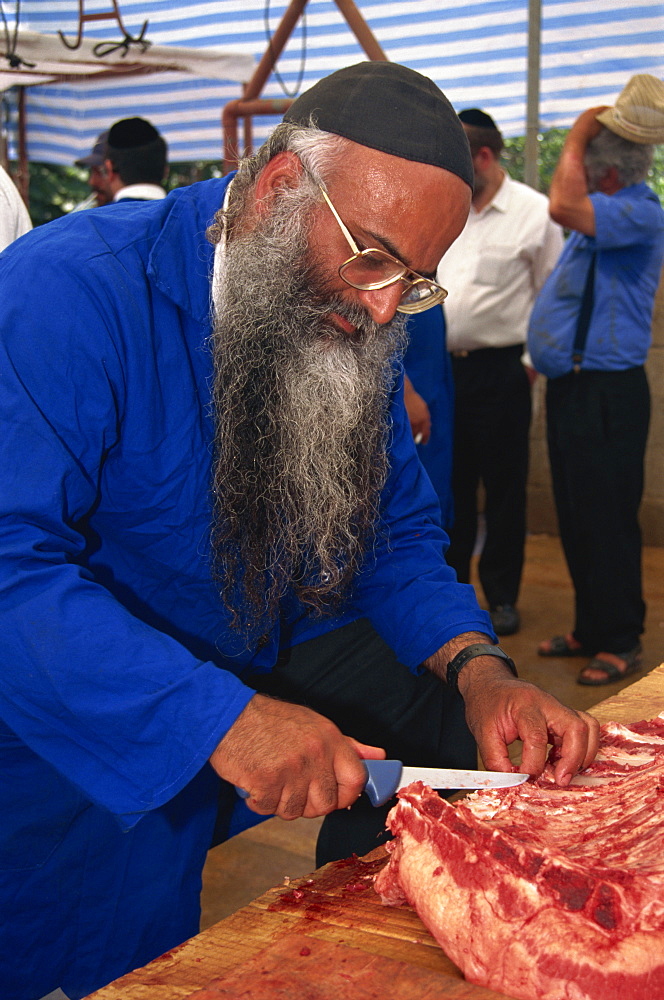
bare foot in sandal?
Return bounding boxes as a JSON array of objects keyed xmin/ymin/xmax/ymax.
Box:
[
  {"xmin": 538, "ymin": 633, "xmax": 588, "ymax": 657},
  {"xmin": 577, "ymin": 646, "xmax": 643, "ymax": 686}
]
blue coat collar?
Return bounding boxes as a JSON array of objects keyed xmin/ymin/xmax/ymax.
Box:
[{"xmin": 147, "ymin": 173, "xmax": 235, "ymax": 326}]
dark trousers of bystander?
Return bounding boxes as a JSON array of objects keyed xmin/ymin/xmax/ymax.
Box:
[
  {"xmin": 545, "ymin": 366, "xmax": 650, "ymax": 654},
  {"xmin": 248, "ymin": 618, "xmax": 475, "ymax": 867},
  {"xmin": 446, "ymin": 344, "xmax": 531, "ymax": 608}
]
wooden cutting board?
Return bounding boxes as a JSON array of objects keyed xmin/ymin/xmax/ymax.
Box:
[
  {"xmin": 84, "ymin": 851, "xmax": 510, "ymax": 999},
  {"xmin": 84, "ymin": 665, "xmax": 664, "ymax": 1000},
  {"xmin": 587, "ymin": 661, "xmax": 664, "ymax": 724},
  {"xmin": 183, "ymin": 931, "xmax": 490, "ymax": 999}
]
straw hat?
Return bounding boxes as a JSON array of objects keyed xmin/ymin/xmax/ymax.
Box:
[{"xmin": 596, "ymin": 74, "xmax": 664, "ymax": 145}]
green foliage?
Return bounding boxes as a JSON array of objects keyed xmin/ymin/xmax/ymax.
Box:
[
  {"xmin": 503, "ymin": 129, "xmax": 664, "ymax": 199},
  {"xmin": 27, "ymin": 163, "xmax": 89, "ymax": 224},
  {"xmin": 165, "ymin": 161, "xmax": 224, "ymax": 191},
  {"xmin": 647, "ymin": 150, "xmax": 663, "ymax": 200},
  {"xmin": 18, "ymin": 135, "xmax": 664, "ymax": 228},
  {"xmin": 503, "ymin": 129, "xmax": 565, "ymax": 193},
  {"xmin": 24, "ymin": 160, "xmax": 225, "ymax": 228}
]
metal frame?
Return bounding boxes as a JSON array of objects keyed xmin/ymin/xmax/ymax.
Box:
[{"xmin": 221, "ymin": 0, "xmax": 387, "ymax": 173}]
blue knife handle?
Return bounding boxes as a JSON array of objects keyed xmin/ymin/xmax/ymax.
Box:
[
  {"xmin": 235, "ymin": 759, "xmax": 404, "ymax": 807},
  {"xmin": 363, "ymin": 759, "xmax": 403, "ymax": 807}
]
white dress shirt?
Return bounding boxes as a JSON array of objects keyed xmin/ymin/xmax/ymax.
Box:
[
  {"xmin": 437, "ymin": 174, "xmax": 563, "ymax": 353},
  {"xmin": 114, "ymin": 183, "xmax": 166, "ymax": 202},
  {"xmin": 0, "ymin": 165, "xmax": 31, "ymax": 251}
]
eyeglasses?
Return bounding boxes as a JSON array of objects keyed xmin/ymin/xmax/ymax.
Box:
[{"xmin": 318, "ymin": 185, "xmax": 448, "ymax": 314}]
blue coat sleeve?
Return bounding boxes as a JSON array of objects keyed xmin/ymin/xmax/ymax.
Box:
[
  {"xmin": 351, "ymin": 364, "xmax": 494, "ymax": 670},
  {"xmin": 402, "ymin": 305, "xmax": 455, "ymax": 529},
  {"xmin": 0, "ymin": 240, "xmax": 254, "ymax": 827}
]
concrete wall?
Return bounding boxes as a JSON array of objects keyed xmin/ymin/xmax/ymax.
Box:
[{"xmin": 527, "ymin": 268, "xmax": 664, "ymax": 545}]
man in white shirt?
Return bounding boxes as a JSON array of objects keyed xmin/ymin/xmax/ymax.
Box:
[
  {"xmin": 437, "ymin": 109, "xmax": 563, "ymax": 636},
  {"xmin": 75, "ymin": 118, "xmax": 168, "ymax": 207},
  {"xmin": 0, "ymin": 164, "xmax": 31, "ymax": 250}
]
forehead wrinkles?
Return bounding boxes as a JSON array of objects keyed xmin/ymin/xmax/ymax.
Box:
[{"xmin": 324, "ymin": 153, "xmax": 468, "ymax": 274}]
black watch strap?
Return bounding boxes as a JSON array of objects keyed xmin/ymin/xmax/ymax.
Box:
[{"xmin": 446, "ymin": 642, "xmax": 518, "ymax": 691}]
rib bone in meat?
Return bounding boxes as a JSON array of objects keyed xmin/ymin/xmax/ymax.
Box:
[{"xmin": 374, "ymin": 716, "xmax": 664, "ymax": 1000}]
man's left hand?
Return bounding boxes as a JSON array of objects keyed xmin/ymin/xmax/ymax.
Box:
[{"xmin": 459, "ymin": 661, "xmax": 600, "ymax": 785}]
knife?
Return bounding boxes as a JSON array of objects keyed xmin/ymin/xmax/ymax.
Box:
[
  {"xmin": 235, "ymin": 761, "xmax": 528, "ymax": 808},
  {"xmin": 362, "ymin": 760, "xmax": 529, "ymax": 806}
]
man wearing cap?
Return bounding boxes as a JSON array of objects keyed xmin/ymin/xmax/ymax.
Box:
[
  {"xmin": 75, "ymin": 116, "xmax": 168, "ymax": 207},
  {"xmin": 528, "ymin": 74, "xmax": 664, "ymax": 685},
  {"xmin": 0, "ymin": 63, "xmax": 598, "ymax": 999},
  {"xmin": 437, "ymin": 109, "xmax": 564, "ymax": 638}
]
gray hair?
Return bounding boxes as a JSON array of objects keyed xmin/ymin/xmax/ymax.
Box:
[
  {"xmin": 244, "ymin": 119, "xmax": 350, "ymax": 182},
  {"xmin": 585, "ymin": 127, "xmax": 654, "ymax": 189},
  {"xmin": 207, "ymin": 121, "xmax": 351, "ymax": 244}
]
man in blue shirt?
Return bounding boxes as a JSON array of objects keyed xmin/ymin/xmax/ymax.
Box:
[
  {"xmin": 0, "ymin": 63, "xmax": 598, "ymax": 1000},
  {"xmin": 528, "ymin": 74, "xmax": 664, "ymax": 685}
]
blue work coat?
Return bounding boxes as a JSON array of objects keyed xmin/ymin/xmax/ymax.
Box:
[
  {"xmin": 0, "ymin": 175, "xmax": 492, "ymax": 999},
  {"xmin": 403, "ymin": 305, "xmax": 455, "ymax": 529}
]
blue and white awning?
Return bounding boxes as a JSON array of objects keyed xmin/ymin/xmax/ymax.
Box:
[{"xmin": 3, "ymin": 1, "xmax": 663, "ymax": 165}]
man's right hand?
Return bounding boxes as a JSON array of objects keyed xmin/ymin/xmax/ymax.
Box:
[
  {"xmin": 569, "ymin": 106, "xmax": 609, "ymax": 145},
  {"xmin": 403, "ymin": 376, "xmax": 432, "ymax": 444},
  {"xmin": 209, "ymin": 694, "xmax": 385, "ymax": 821},
  {"xmin": 548, "ymin": 105, "xmax": 610, "ymax": 235}
]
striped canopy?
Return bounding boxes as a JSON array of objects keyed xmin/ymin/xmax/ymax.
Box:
[{"xmin": 3, "ymin": 0, "xmax": 663, "ymax": 166}]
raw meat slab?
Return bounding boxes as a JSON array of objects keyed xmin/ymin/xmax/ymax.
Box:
[{"xmin": 375, "ymin": 715, "xmax": 664, "ymax": 1000}]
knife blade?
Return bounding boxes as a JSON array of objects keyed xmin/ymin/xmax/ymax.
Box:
[
  {"xmin": 363, "ymin": 759, "xmax": 529, "ymax": 807},
  {"xmin": 235, "ymin": 760, "xmax": 528, "ymax": 807}
]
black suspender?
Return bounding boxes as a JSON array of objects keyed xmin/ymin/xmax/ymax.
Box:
[{"xmin": 572, "ymin": 251, "xmax": 596, "ymax": 373}]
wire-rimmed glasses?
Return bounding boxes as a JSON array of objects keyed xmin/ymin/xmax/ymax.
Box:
[{"xmin": 318, "ymin": 185, "xmax": 448, "ymax": 315}]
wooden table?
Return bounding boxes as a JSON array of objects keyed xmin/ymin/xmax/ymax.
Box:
[{"xmin": 84, "ymin": 664, "xmax": 664, "ymax": 1000}]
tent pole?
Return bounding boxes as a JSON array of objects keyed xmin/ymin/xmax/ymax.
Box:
[
  {"xmin": 244, "ymin": 0, "xmax": 309, "ymax": 101},
  {"xmin": 222, "ymin": 0, "xmax": 387, "ymax": 171},
  {"xmin": 332, "ymin": 0, "xmax": 387, "ymax": 60},
  {"xmin": 524, "ymin": 0, "xmax": 541, "ymax": 190},
  {"xmin": 222, "ymin": 97, "xmax": 292, "ymax": 173},
  {"xmin": 17, "ymin": 87, "xmax": 29, "ymax": 208}
]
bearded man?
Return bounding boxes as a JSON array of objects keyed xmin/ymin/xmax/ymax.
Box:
[{"xmin": 0, "ymin": 63, "xmax": 598, "ymax": 1000}]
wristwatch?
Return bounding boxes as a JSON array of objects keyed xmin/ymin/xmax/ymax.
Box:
[{"xmin": 446, "ymin": 642, "xmax": 518, "ymax": 691}]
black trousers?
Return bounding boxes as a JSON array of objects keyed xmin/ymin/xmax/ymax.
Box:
[
  {"xmin": 446, "ymin": 345, "xmax": 531, "ymax": 607},
  {"xmin": 247, "ymin": 618, "xmax": 475, "ymax": 866},
  {"xmin": 545, "ymin": 367, "xmax": 649, "ymax": 653}
]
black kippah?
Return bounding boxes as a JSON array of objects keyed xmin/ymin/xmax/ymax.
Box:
[
  {"xmin": 284, "ymin": 61, "xmax": 473, "ymax": 189},
  {"xmin": 108, "ymin": 117, "xmax": 160, "ymax": 149},
  {"xmin": 458, "ymin": 108, "xmax": 499, "ymax": 130}
]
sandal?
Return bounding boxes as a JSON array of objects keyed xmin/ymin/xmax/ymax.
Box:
[
  {"xmin": 577, "ymin": 646, "xmax": 643, "ymax": 687},
  {"xmin": 538, "ymin": 633, "xmax": 588, "ymax": 657}
]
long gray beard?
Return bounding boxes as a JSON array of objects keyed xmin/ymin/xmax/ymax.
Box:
[{"xmin": 210, "ymin": 189, "xmax": 407, "ymax": 642}]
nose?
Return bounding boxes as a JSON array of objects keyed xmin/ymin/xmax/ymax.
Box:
[{"xmin": 357, "ymin": 283, "xmax": 404, "ymax": 325}]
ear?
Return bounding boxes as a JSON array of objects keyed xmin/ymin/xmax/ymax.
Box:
[
  {"xmin": 253, "ymin": 151, "xmax": 304, "ymax": 215},
  {"xmin": 473, "ymin": 146, "xmax": 493, "ymax": 168},
  {"xmin": 600, "ymin": 165, "xmax": 622, "ymax": 195}
]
